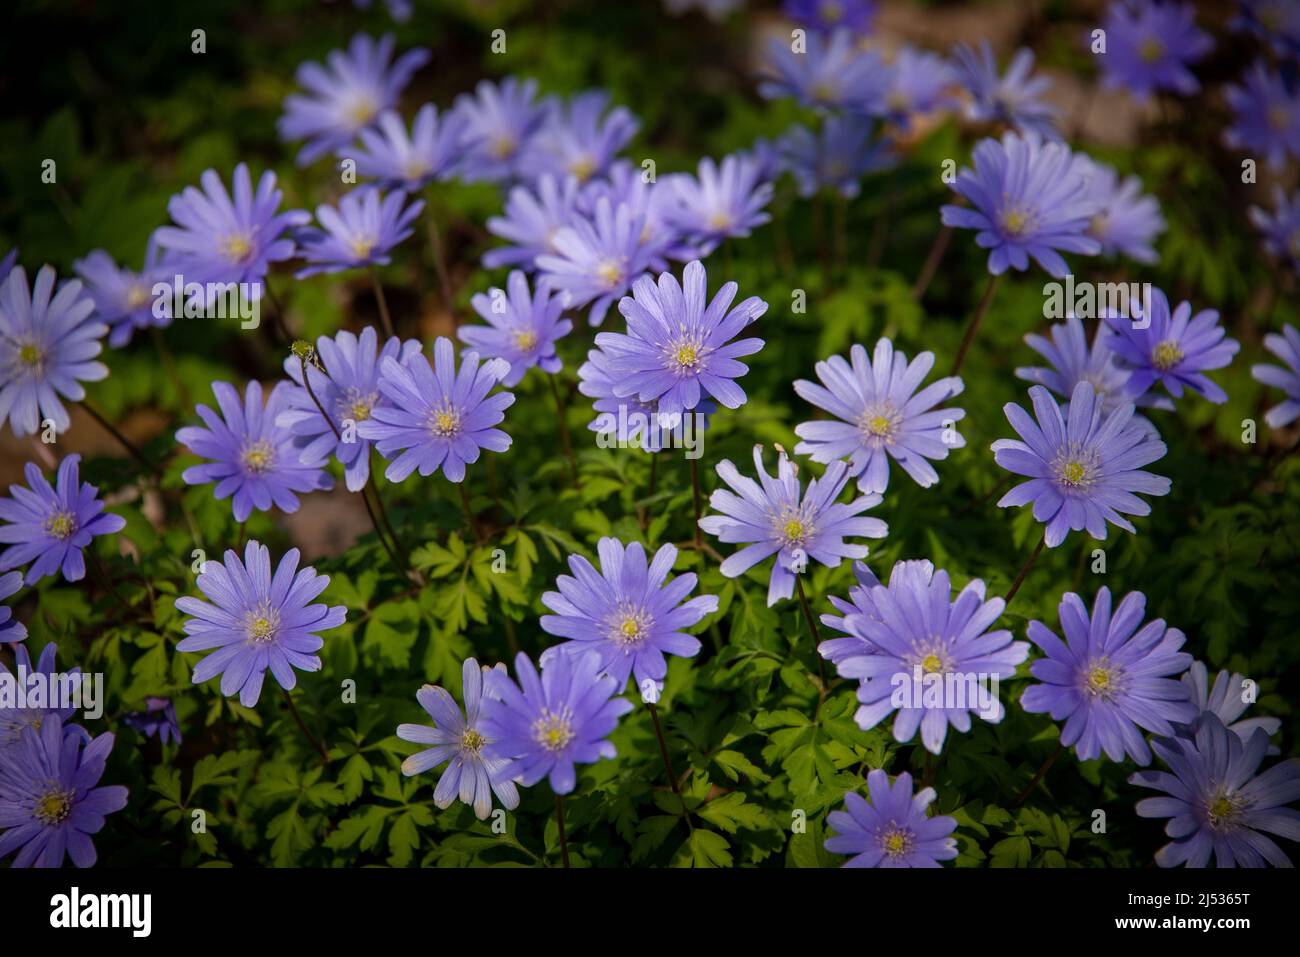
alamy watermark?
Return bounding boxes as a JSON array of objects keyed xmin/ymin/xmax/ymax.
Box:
[
  {"xmin": 0, "ymin": 666, "xmax": 103, "ymax": 721},
  {"xmin": 890, "ymin": 666, "xmax": 1001, "ymax": 720},
  {"xmin": 1043, "ymin": 274, "xmax": 1152, "ymax": 328},
  {"xmin": 150, "ymin": 273, "xmax": 262, "ymax": 330},
  {"xmin": 593, "ymin": 405, "xmax": 706, "ymax": 459}
]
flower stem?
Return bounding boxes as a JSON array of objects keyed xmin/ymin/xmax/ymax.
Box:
[
  {"xmin": 80, "ymin": 399, "xmax": 160, "ymax": 476},
  {"xmin": 554, "ymin": 793, "xmax": 571, "ymax": 868},
  {"xmin": 950, "ymin": 272, "xmax": 1001, "ymax": 376},
  {"xmin": 282, "ymin": 686, "xmax": 329, "ymax": 765},
  {"xmin": 459, "ymin": 482, "xmax": 482, "ymax": 542},
  {"xmin": 912, "ymin": 224, "xmax": 953, "ymax": 301},
  {"xmin": 1004, "ymin": 533, "xmax": 1046, "ymax": 607},
  {"xmin": 424, "ymin": 188, "xmax": 454, "ymax": 317},
  {"xmin": 150, "ymin": 326, "xmax": 191, "ymax": 409},
  {"xmin": 264, "ymin": 282, "xmax": 292, "ymax": 344},
  {"xmin": 795, "ymin": 575, "xmax": 828, "ymax": 689},
  {"xmin": 370, "ymin": 268, "xmax": 395, "ymax": 339},
  {"xmin": 690, "ymin": 455, "xmax": 703, "ymax": 548},
  {"xmin": 548, "ymin": 374, "xmax": 579, "ymax": 487},
  {"xmin": 1011, "ymin": 741, "xmax": 1065, "ymax": 807},
  {"xmin": 648, "ymin": 702, "xmax": 693, "ymax": 831}
]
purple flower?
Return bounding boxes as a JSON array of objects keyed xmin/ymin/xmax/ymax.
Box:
[
  {"xmin": 1180, "ymin": 662, "xmax": 1281, "ymax": 754},
  {"xmin": 1020, "ymin": 587, "xmax": 1195, "ymax": 764},
  {"xmin": 537, "ymin": 539, "xmax": 718, "ymax": 688},
  {"xmin": 536, "ymin": 196, "xmax": 663, "ymax": 327},
  {"xmin": 1098, "ymin": 0, "xmax": 1212, "ymax": 102},
  {"xmin": 950, "ymin": 41, "xmax": 1060, "ymax": 139},
  {"xmin": 153, "ymin": 164, "xmax": 309, "ymax": 294},
  {"xmin": 0, "ymin": 570, "xmax": 24, "ymax": 642},
  {"xmin": 759, "ymin": 28, "xmax": 892, "ymax": 113},
  {"xmin": 594, "ymin": 260, "xmax": 765, "ymax": 416},
  {"xmin": 1224, "ymin": 61, "xmax": 1300, "ymax": 172},
  {"xmin": 296, "ymin": 187, "xmax": 423, "ymax": 277},
  {"xmin": 778, "ymin": 117, "xmax": 894, "ymax": 199},
  {"xmin": 175, "ymin": 541, "xmax": 347, "ymax": 707},
  {"xmin": 825, "ymin": 770, "xmax": 958, "ymax": 867},
  {"xmin": 480, "ymin": 650, "xmax": 634, "ymax": 795},
  {"xmin": 0, "ymin": 248, "xmax": 16, "ymax": 281},
  {"xmin": 0, "ymin": 455, "xmax": 125, "ymax": 585},
  {"xmin": 0, "ymin": 265, "xmax": 108, "ymax": 438},
  {"xmin": 397, "ymin": 657, "xmax": 520, "ymax": 820},
  {"xmin": 818, "ymin": 558, "xmax": 897, "ymax": 666},
  {"xmin": 357, "ymin": 337, "xmax": 514, "ymax": 483},
  {"xmin": 0, "ymin": 714, "xmax": 128, "ymax": 868},
  {"xmin": 794, "ymin": 338, "xmax": 965, "ymax": 494},
  {"xmin": 1252, "ymin": 323, "xmax": 1300, "ymax": 428},
  {"xmin": 581, "ymin": 160, "xmax": 696, "ymax": 262},
  {"xmin": 1130, "ymin": 714, "xmax": 1300, "ymax": 867},
  {"xmin": 658, "ymin": 155, "xmax": 773, "ymax": 253},
  {"xmin": 992, "ymin": 382, "xmax": 1171, "ymax": 548},
  {"xmin": 461, "ymin": 270, "xmax": 571, "ymax": 387},
  {"xmin": 123, "ymin": 698, "xmax": 181, "ymax": 747},
  {"xmin": 519, "ymin": 90, "xmax": 638, "ymax": 186},
  {"xmin": 784, "ymin": 0, "xmax": 877, "ymax": 36},
  {"xmin": 941, "ymin": 132, "xmax": 1101, "ymax": 278},
  {"xmin": 452, "ymin": 77, "xmax": 552, "ymax": 184},
  {"xmin": 277, "ymin": 327, "xmax": 421, "ymax": 492},
  {"xmin": 576, "ymin": 345, "xmax": 716, "ymax": 453},
  {"xmin": 1016, "ymin": 315, "xmax": 1170, "ymax": 419},
  {"xmin": 278, "ymin": 33, "xmax": 429, "ymax": 165},
  {"xmin": 832, "ymin": 561, "xmax": 1027, "ymax": 754},
  {"xmin": 1231, "ymin": 0, "xmax": 1300, "ymax": 59},
  {"xmin": 73, "ymin": 238, "xmax": 174, "ymax": 348},
  {"xmin": 1, "ymin": 644, "xmax": 80, "ymax": 750},
  {"xmin": 1074, "ymin": 155, "xmax": 1165, "ymax": 264},
  {"xmin": 177, "ymin": 380, "xmax": 333, "ymax": 522},
  {"xmin": 699, "ymin": 447, "xmax": 888, "ymax": 606},
  {"xmin": 351, "ymin": 104, "xmax": 465, "ymax": 191},
  {"xmin": 1249, "ymin": 187, "xmax": 1300, "ymax": 273},
  {"xmin": 1104, "ymin": 288, "xmax": 1240, "ymax": 405},
  {"xmin": 485, "ymin": 173, "xmax": 582, "ymax": 270},
  {"xmin": 880, "ymin": 47, "xmax": 957, "ymax": 124}
]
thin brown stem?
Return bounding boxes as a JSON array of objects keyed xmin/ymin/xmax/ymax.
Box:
[
  {"xmin": 460, "ymin": 482, "xmax": 482, "ymax": 542},
  {"xmin": 282, "ymin": 687, "xmax": 330, "ymax": 764},
  {"xmin": 1004, "ymin": 533, "xmax": 1047, "ymax": 607},
  {"xmin": 370, "ymin": 269, "xmax": 395, "ymax": 339},
  {"xmin": 1012, "ymin": 741, "xmax": 1065, "ymax": 807},
  {"xmin": 264, "ymin": 283, "xmax": 292, "ymax": 344},
  {"xmin": 690, "ymin": 456, "xmax": 703, "ymax": 548},
  {"xmin": 950, "ymin": 272, "xmax": 1001, "ymax": 376},
  {"xmin": 80, "ymin": 399, "xmax": 159, "ymax": 476},
  {"xmin": 648, "ymin": 702, "xmax": 693, "ymax": 831},
  {"xmin": 912, "ymin": 224, "xmax": 953, "ymax": 301},
  {"xmin": 554, "ymin": 793, "xmax": 570, "ymax": 868},
  {"xmin": 548, "ymin": 374, "xmax": 579, "ymax": 486},
  {"xmin": 424, "ymin": 189, "xmax": 454, "ymax": 316},
  {"xmin": 150, "ymin": 327, "xmax": 190, "ymax": 409},
  {"xmin": 795, "ymin": 575, "xmax": 828, "ymax": 689}
]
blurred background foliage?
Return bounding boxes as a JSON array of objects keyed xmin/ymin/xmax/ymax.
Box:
[{"xmin": 0, "ymin": 0, "xmax": 1296, "ymax": 867}]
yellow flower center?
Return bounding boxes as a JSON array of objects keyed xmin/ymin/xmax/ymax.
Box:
[
  {"xmin": 1152, "ymin": 339, "xmax": 1184, "ymax": 370},
  {"xmin": 344, "ymin": 94, "xmax": 380, "ymax": 127},
  {"xmin": 708, "ymin": 211, "xmax": 733, "ymax": 231},
  {"xmin": 1000, "ymin": 206, "xmax": 1035, "ymax": 237},
  {"xmin": 880, "ymin": 826, "xmax": 913, "ymax": 860},
  {"xmin": 1088, "ymin": 212, "xmax": 1110, "ymax": 238},
  {"xmin": 532, "ymin": 710, "xmax": 576, "ymax": 752},
  {"xmin": 512, "ymin": 329, "xmax": 539, "ymax": 352},
  {"xmin": 812, "ymin": 82, "xmax": 837, "ymax": 103},
  {"xmin": 126, "ymin": 283, "xmax": 151, "ymax": 310},
  {"xmin": 1139, "ymin": 37, "xmax": 1164, "ymax": 63},
  {"xmin": 1061, "ymin": 461, "xmax": 1087, "ymax": 486},
  {"xmin": 461, "ymin": 728, "xmax": 487, "ymax": 753},
  {"xmin": 861, "ymin": 408, "xmax": 898, "ymax": 443},
  {"xmin": 570, "ymin": 155, "xmax": 597, "ymax": 182},
  {"xmin": 428, "ymin": 406, "xmax": 461, "ymax": 438},
  {"xmin": 249, "ymin": 617, "xmax": 274, "ymax": 640},
  {"xmin": 221, "ymin": 233, "xmax": 254, "ymax": 264},
  {"xmin": 35, "ymin": 788, "xmax": 74, "ymax": 825},
  {"xmin": 611, "ymin": 609, "xmax": 651, "ymax": 647},
  {"xmin": 403, "ymin": 159, "xmax": 431, "ymax": 182},
  {"xmin": 18, "ymin": 342, "xmax": 44, "ymax": 367},
  {"xmin": 490, "ymin": 135, "xmax": 517, "ymax": 160},
  {"xmin": 241, "ymin": 440, "xmax": 275, "ymax": 474},
  {"xmin": 597, "ymin": 260, "xmax": 624, "ymax": 288},
  {"xmin": 1207, "ymin": 794, "xmax": 1241, "ymax": 828},
  {"xmin": 671, "ymin": 340, "xmax": 703, "ymax": 373},
  {"xmin": 1086, "ymin": 664, "xmax": 1114, "ymax": 696},
  {"xmin": 921, "ymin": 652, "xmax": 944, "ymax": 674},
  {"xmin": 781, "ymin": 518, "xmax": 808, "ymax": 546},
  {"xmin": 43, "ymin": 511, "xmax": 76, "ymax": 540},
  {"xmin": 348, "ymin": 235, "xmax": 377, "ymax": 260}
]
